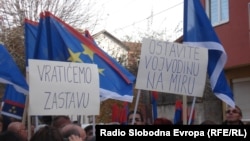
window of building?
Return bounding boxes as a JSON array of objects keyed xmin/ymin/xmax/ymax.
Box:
[
  {"xmin": 232, "ymin": 77, "xmax": 250, "ymax": 123},
  {"xmin": 206, "ymin": 0, "xmax": 229, "ymax": 26}
]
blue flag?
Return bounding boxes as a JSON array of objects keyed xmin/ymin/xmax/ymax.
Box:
[
  {"xmin": 183, "ymin": 0, "xmax": 235, "ymax": 107},
  {"xmin": 0, "ymin": 43, "xmax": 28, "ymax": 119},
  {"xmin": 24, "ymin": 19, "xmax": 38, "ymax": 67},
  {"xmin": 33, "ymin": 11, "xmax": 136, "ymax": 102},
  {"xmin": 0, "ymin": 44, "xmax": 29, "ymax": 94},
  {"xmin": 1, "ymin": 85, "xmax": 26, "ymax": 120},
  {"xmin": 151, "ymin": 91, "xmax": 158, "ymax": 121}
]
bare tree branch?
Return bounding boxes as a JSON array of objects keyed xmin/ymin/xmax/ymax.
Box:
[
  {"xmin": 0, "ymin": 0, "xmax": 101, "ymax": 30},
  {"xmin": 0, "ymin": 0, "xmax": 103, "ymax": 74}
]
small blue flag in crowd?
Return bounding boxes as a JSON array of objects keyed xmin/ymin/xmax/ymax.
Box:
[
  {"xmin": 1, "ymin": 85, "xmax": 26, "ymax": 119},
  {"xmin": 173, "ymin": 100, "xmax": 182, "ymax": 124},
  {"xmin": 151, "ymin": 91, "xmax": 158, "ymax": 121},
  {"xmin": 173, "ymin": 100, "xmax": 195, "ymax": 125},
  {"xmin": 183, "ymin": 0, "xmax": 235, "ymax": 107}
]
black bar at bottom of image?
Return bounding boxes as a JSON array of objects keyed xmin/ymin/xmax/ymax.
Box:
[{"xmin": 95, "ymin": 125, "xmax": 250, "ymax": 140}]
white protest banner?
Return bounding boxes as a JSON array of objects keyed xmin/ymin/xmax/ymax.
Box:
[
  {"xmin": 28, "ymin": 59, "xmax": 100, "ymax": 115},
  {"xmin": 135, "ymin": 38, "xmax": 208, "ymax": 97}
]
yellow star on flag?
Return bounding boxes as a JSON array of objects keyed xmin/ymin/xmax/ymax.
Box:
[
  {"xmin": 67, "ymin": 48, "xmax": 83, "ymax": 62},
  {"xmin": 98, "ymin": 68, "xmax": 104, "ymax": 75},
  {"xmin": 82, "ymin": 44, "xmax": 94, "ymax": 61}
]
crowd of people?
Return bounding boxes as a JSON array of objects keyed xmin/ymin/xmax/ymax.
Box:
[
  {"xmin": 127, "ymin": 105, "xmax": 245, "ymax": 125},
  {"xmin": 0, "ymin": 105, "xmax": 246, "ymax": 140},
  {"xmin": 0, "ymin": 115, "xmax": 95, "ymax": 141}
]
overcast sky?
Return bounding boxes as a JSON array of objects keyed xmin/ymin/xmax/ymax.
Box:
[{"xmin": 93, "ymin": 0, "xmax": 183, "ymax": 41}]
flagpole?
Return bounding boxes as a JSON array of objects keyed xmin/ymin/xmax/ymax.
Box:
[
  {"xmin": 92, "ymin": 115, "xmax": 96, "ymax": 136},
  {"xmin": 28, "ymin": 112, "xmax": 32, "ymax": 140},
  {"xmin": 25, "ymin": 70, "xmax": 31, "ymax": 140},
  {"xmin": 22, "ymin": 96, "xmax": 30, "ymax": 140},
  {"xmin": 182, "ymin": 95, "xmax": 187, "ymax": 125},
  {"xmin": 22, "ymin": 95, "xmax": 28, "ymax": 124},
  {"xmin": 188, "ymin": 97, "xmax": 196, "ymax": 125},
  {"xmin": 132, "ymin": 89, "xmax": 141, "ymax": 125}
]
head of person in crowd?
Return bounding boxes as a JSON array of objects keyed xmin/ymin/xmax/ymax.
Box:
[
  {"xmin": 35, "ymin": 116, "xmax": 53, "ymax": 134},
  {"xmin": 0, "ymin": 130, "xmax": 23, "ymax": 141},
  {"xmin": 72, "ymin": 120, "xmax": 82, "ymax": 127},
  {"xmin": 7, "ymin": 121, "xmax": 28, "ymax": 141},
  {"xmin": 61, "ymin": 123, "xmax": 86, "ymax": 141},
  {"xmin": 52, "ymin": 116, "xmax": 72, "ymax": 129},
  {"xmin": 222, "ymin": 105, "xmax": 244, "ymax": 125},
  {"xmin": 39, "ymin": 116, "xmax": 52, "ymax": 125},
  {"xmin": 153, "ymin": 117, "xmax": 173, "ymax": 125},
  {"xmin": 83, "ymin": 124, "xmax": 94, "ymax": 141},
  {"xmin": 127, "ymin": 110, "xmax": 145, "ymax": 125},
  {"xmin": 30, "ymin": 125, "xmax": 64, "ymax": 141}
]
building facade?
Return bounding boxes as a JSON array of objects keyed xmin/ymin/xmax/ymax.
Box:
[{"xmin": 202, "ymin": 0, "xmax": 250, "ymax": 123}]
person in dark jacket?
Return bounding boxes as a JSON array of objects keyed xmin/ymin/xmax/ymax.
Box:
[{"xmin": 222, "ymin": 105, "xmax": 244, "ymax": 125}]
